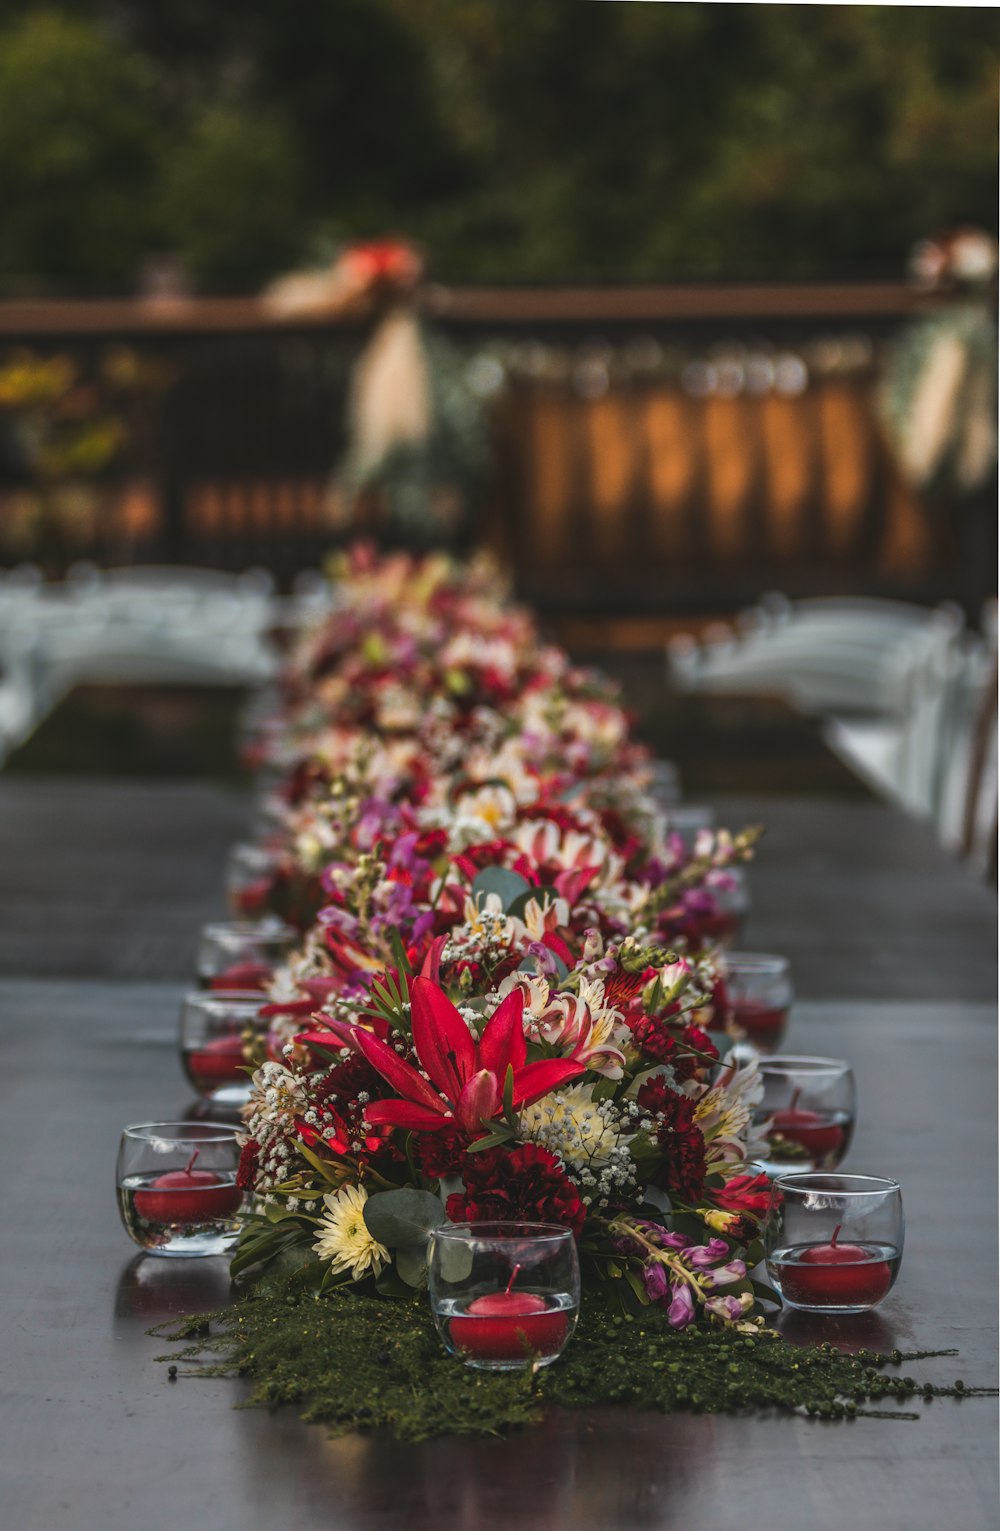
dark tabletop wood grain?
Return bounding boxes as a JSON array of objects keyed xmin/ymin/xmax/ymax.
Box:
[{"xmin": 0, "ymin": 759, "xmax": 995, "ymax": 1530}]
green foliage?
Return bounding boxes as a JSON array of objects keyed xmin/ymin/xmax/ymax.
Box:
[
  {"xmin": 157, "ymin": 106, "xmax": 303, "ymax": 289},
  {"xmin": 0, "ymin": 2, "xmax": 995, "ymax": 290},
  {"xmin": 155, "ymin": 1272, "xmax": 993, "ymax": 1442},
  {"xmin": 0, "ymin": 11, "xmax": 156, "ymax": 288},
  {"xmin": 397, "ymin": 2, "xmax": 1000, "ymax": 281}
]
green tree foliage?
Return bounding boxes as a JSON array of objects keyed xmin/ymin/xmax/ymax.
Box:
[
  {"xmin": 158, "ymin": 107, "xmax": 303, "ymax": 289},
  {"xmin": 0, "ymin": 2, "xmax": 995, "ymax": 291},
  {"xmin": 0, "ymin": 10, "xmax": 156, "ymax": 289},
  {"xmin": 393, "ymin": 1, "xmax": 1000, "ymax": 280}
]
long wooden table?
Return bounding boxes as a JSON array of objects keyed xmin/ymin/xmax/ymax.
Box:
[{"xmin": 0, "ymin": 773, "xmax": 996, "ymax": 1530}]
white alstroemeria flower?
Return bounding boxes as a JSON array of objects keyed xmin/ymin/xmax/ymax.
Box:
[{"xmin": 497, "ymin": 970, "xmax": 551, "ymax": 1016}]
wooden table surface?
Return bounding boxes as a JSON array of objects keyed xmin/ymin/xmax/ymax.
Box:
[{"xmin": 0, "ymin": 765, "xmax": 996, "ymax": 1531}]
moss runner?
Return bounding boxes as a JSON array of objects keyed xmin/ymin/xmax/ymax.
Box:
[{"xmin": 155, "ymin": 1275, "xmax": 994, "ymax": 1444}]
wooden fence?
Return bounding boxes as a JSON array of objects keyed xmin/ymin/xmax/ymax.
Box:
[{"xmin": 0, "ymin": 283, "xmax": 987, "ymax": 624}]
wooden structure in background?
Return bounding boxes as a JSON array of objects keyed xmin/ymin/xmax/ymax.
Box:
[{"xmin": 0, "ymin": 282, "xmax": 983, "ymax": 626}]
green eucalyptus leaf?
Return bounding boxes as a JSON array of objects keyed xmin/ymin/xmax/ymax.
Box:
[
  {"xmin": 505, "ymin": 885, "xmax": 558, "ymax": 921},
  {"xmin": 395, "ymin": 1242, "xmax": 430, "ymax": 1288},
  {"xmin": 471, "ymin": 866, "xmax": 531, "ymax": 912},
  {"xmin": 373, "ymin": 1264, "xmax": 413, "ymax": 1299},
  {"xmin": 363, "ymin": 1187, "xmax": 446, "ymax": 1248},
  {"xmin": 751, "ymin": 1276, "xmax": 782, "ymax": 1306},
  {"xmin": 435, "ymin": 1237, "xmax": 474, "ymax": 1283}
]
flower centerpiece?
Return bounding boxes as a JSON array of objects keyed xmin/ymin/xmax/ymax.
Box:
[
  {"xmin": 229, "ymin": 546, "xmax": 768, "ymax": 1328},
  {"xmin": 158, "ymin": 545, "xmax": 993, "ymax": 1439}
]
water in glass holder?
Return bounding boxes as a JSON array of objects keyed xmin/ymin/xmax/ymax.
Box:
[
  {"xmin": 179, "ymin": 991, "xmax": 268, "ymax": 1105},
  {"xmin": 195, "ymin": 917, "xmax": 296, "ymax": 991},
  {"xmin": 765, "ymin": 1173, "xmax": 903, "ymax": 1315},
  {"xmin": 117, "ymin": 1123, "xmax": 245, "ymax": 1258},
  {"xmin": 428, "ymin": 1222, "xmax": 580, "ymax": 1370},
  {"xmin": 753, "ymin": 1056, "xmax": 856, "ymax": 1175}
]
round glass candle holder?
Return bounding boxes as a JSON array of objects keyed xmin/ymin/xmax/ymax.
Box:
[
  {"xmin": 695, "ymin": 868, "xmax": 751, "ymax": 948},
  {"xmin": 117, "ymin": 1122, "xmax": 245, "ymax": 1258},
  {"xmin": 195, "ymin": 918, "xmax": 296, "ymax": 991},
  {"xmin": 428, "ymin": 1222, "xmax": 580, "ymax": 1371},
  {"xmin": 650, "ymin": 759, "xmax": 682, "ymax": 806},
  {"xmin": 179, "ymin": 991, "xmax": 266, "ymax": 1104},
  {"xmin": 753, "ymin": 1056, "xmax": 856, "ymax": 1175},
  {"xmin": 225, "ymin": 842, "xmax": 281, "ymax": 919},
  {"xmin": 719, "ymin": 952, "xmax": 792, "ymax": 1053},
  {"xmin": 765, "ymin": 1173, "xmax": 903, "ymax": 1315}
]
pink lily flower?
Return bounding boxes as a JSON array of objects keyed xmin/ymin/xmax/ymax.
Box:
[{"xmin": 354, "ymin": 977, "xmax": 586, "ymax": 1136}]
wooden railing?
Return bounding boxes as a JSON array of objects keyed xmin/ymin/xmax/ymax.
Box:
[{"xmin": 0, "ymin": 283, "xmax": 976, "ymax": 620}]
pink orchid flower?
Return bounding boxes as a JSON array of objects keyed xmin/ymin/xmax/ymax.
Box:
[{"xmin": 354, "ymin": 977, "xmax": 585, "ymax": 1136}]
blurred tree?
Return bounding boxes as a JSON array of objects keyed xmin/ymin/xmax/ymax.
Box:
[
  {"xmin": 158, "ymin": 107, "xmax": 303, "ymax": 289},
  {"xmin": 392, "ymin": 1, "xmax": 1000, "ymax": 281},
  {"xmin": 0, "ymin": 1, "xmax": 994, "ymax": 290},
  {"xmin": 0, "ymin": 10, "xmax": 156, "ymax": 290}
]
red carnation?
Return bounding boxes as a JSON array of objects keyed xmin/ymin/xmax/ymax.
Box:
[
  {"xmin": 318, "ymin": 1053, "xmax": 387, "ymax": 1106},
  {"xmin": 412, "ymin": 1124, "xmax": 472, "ymax": 1180},
  {"xmin": 236, "ymin": 1138, "xmax": 260, "ymax": 1192},
  {"xmin": 674, "ymin": 1023, "xmax": 719, "ymax": 1083},
  {"xmin": 627, "ymin": 1012, "xmax": 678, "ymax": 1067},
  {"xmin": 446, "ymin": 1144, "xmax": 586, "ymax": 1236},
  {"xmin": 636, "ymin": 1076, "xmax": 707, "ymax": 1204}
]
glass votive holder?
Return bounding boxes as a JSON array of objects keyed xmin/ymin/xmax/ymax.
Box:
[
  {"xmin": 651, "ymin": 759, "xmax": 682, "ymax": 805},
  {"xmin": 196, "ymin": 918, "xmax": 296, "ymax": 991},
  {"xmin": 428, "ymin": 1222, "xmax": 580, "ymax": 1371},
  {"xmin": 225, "ymin": 842, "xmax": 281, "ymax": 918},
  {"xmin": 753, "ymin": 1056, "xmax": 856, "ymax": 1175},
  {"xmin": 764, "ymin": 1173, "xmax": 903, "ymax": 1314},
  {"xmin": 117, "ymin": 1122, "xmax": 245, "ymax": 1258},
  {"xmin": 179, "ymin": 991, "xmax": 267, "ymax": 1104},
  {"xmin": 719, "ymin": 951, "xmax": 792, "ymax": 1053},
  {"xmin": 711, "ymin": 865, "xmax": 751, "ymax": 943}
]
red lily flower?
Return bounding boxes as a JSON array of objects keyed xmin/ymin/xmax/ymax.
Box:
[{"xmin": 353, "ymin": 977, "xmax": 585, "ymax": 1136}]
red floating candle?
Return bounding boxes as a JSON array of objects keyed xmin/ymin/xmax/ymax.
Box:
[
  {"xmin": 769, "ymin": 1088, "xmax": 844, "ymax": 1160},
  {"xmin": 775, "ymin": 1224, "xmax": 893, "ymax": 1308},
  {"xmin": 185, "ymin": 1033, "xmax": 249, "ymax": 1090},
  {"xmin": 133, "ymin": 1149, "xmax": 243, "ymax": 1224},
  {"xmin": 730, "ymin": 998, "xmax": 788, "ymax": 1047},
  {"xmin": 449, "ymin": 1266, "xmax": 569, "ymax": 1362},
  {"xmin": 233, "ymin": 878, "xmax": 272, "ymax": 916},
  {"xmin": 209, "ymin": 960, "xmax": 272, "ymax": 992}
]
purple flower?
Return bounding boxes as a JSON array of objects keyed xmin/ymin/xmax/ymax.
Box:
[
  {"xmin": 703, "ymin": 1259, "xmax": 747, "ymax": 1288},
  {"xmin": 388, "ymin": 831, "xmax": 422, "ymax": 871},
  {"xmin": 667, "ymin": 1282, "xmax": 696, "ymax": 1330},
  {"xmin": 704, "ymin": 1294, "xmax": 745, "ymax": 1323},
  {"xmin": 643, "ymin": 1262, "xmax": 669, "ymax": 1302},
  {"xmin": 634, "ymin": 1220, "xmax": 691, "ymax": 1251},
  {"xmin": 524, "ymin": 940, "xmax": 562, "ymax": 977},
  {"xmin": 316, "ymin": 904, "xmax": 358, "ymax": 933},
  {"xmin": 687, "ymin": 1238, "xmax": 729, "ymax": 1267},
  {"xmin": 410, "ymin": 910, "xmax": 435, "ymax": 945}
]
